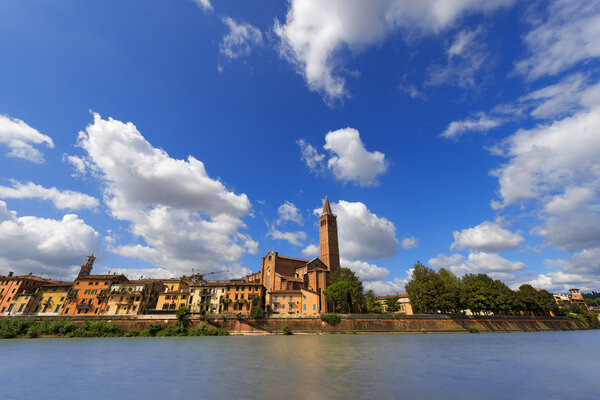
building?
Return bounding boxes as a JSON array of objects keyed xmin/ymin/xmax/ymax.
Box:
[
  {"xmin": 0, "ymin": 272, "xmax": 53, "ymax": 315},
  {"xmin": 29, "ymin": 282, "xmax": 73, "ymax": 315},
  {"xmin": 553, "ymin": 288, "xmax": 589, "ymax": 311},
  {"xmin": 256, "ymin": 196, "xmax": 339, "ymax": 314},
  {"xmin": 188, "ymin": 281, "xmax": 226, "ymax": 314},
  {"xmin": 377, "ymin": 294, "xmax": 413, "ymax": 315},
  {"xmin": 155, "ymin": 279, "xmax": 190, "ymax": 312},
  {"xmin": 61, "ymin": 255, "xmax": 128, "ymax": 316},
  {"xmin": 105, "ymin": 280, "xmax": 165, "ymax": 316}
]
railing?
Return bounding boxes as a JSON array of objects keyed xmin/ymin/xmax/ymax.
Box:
[
  {"xmin": 67, "ymin": 291, "xmax": 77, "ymax": 298},
  {"xmin": 75, "ymin": 302, "xmax": 92, "ymax": 309}
]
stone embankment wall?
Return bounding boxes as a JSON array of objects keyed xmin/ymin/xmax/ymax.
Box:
[{"xmin": 15, "ymin": 314, "xmax": 589, "ymax": 334}]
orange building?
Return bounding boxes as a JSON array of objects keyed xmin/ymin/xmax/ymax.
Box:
[
  {"xmin": 0, "ymin": 272, "xmax": 53, "ymax": 315},
  {"xmin": 218, "ymin": 281, "xmax": 265, "ymax": 314},
  {"xmin": 61, "ymin": 256, "xmax": 128, "ymax": 316}
]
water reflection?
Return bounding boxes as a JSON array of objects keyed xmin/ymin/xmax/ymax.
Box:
[{"xmin": 0, "ymin": 331, "xmax": 599, "ymax": 400}]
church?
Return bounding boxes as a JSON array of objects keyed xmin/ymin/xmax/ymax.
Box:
[{"xmin": 245, "ymin": 196, "xmax": 340, "ymax": 314}]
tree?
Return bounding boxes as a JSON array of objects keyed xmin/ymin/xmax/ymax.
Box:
[
  {"xmin": 461, "ymin": 274, "xmax": 496, "ymax": 315},
  {"xmin": 330, "ymin": 267, "xmax": 366, "ymax": 312},
  {"xmin": 435, "ymin": 268, "xmax": 462, "ymax": 313},
  {"xmin": 405, "ymin": 261, "xmax": 439, "ymax": 313},
  {"xmin": 365, "ymin": 290, "xmax": 383, "ymax": 313},
  {"xmin": 385, "ymin": 296, "xmax": 401, "ymax": 313},
  {"xmin": 324, "ymin": 281, "xmax": 354, "ymax": 313},
  {"xmin": 250, "ymin": 306, "xmax": 265, "ymax": 319}
]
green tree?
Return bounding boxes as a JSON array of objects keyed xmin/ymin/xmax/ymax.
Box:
[
  {"xmin": 330, "ymin": 267, "xmax": 366, "ymax": 312},
  {"xmin": 461, "ymin": 274, "xmax": 497, "ymax": 315},
  {"xmin": 250, "ymin": 306, "xmax": 265, "ymax": 319},
  {"xmin": 324, "ymin": 281, "xmax": 354, "ymax": 313},
  {"xmin": 405, "ymin": 261, "xmax": 438, "ymax": 313},
  {"xmin": 435, "ymin": 268, "xmax": 462, "ymax": 313},
  {"xmin": 385, "ymin": 296, "xmax": 401, "ymax": 313},
  {"xmin": 365, "ymin": 289, "xmax": 383, "ymax": 313}
]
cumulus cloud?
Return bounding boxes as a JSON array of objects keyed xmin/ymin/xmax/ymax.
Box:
[
  {"xmin": 267, "ymin": 225, "xmax": 306, "ymax": 246},
  {"xmin": 400, "ymin": 237, "xmax": 418, "ymax": 249},
  {"xmin": 0, "ymin": 114, "xmax": 54, "ymax": 163},
  {"xmin": 0, "ymin": 200, "xmax": 100, "ymax": 278},
  {"xmin": 0, "ymin": 180, "xmax": 99, "ymax": 210},
  {"xmin": 321, "ymin": 200, "xmax": 399, "ymax": 260},
  {"xmin": 429, "ymin": 251, "xmax": 526, "ymax": 282},
  {"xmin": 450, "ymin": 221, "xmax": 524, "ymax": 252},
  {"xmin": 63, "ymin": 154, "xmax": 88, "ymax": 177},
  {"xmin": 274, "ymin": 0, "xmax": 514, "ymax": 102},
  {"xmin": 297, "ymin": 139, "xmax": 325, "ymax": 172},
  {"xmin": 76, "ymin": 113, "xmax": 256, "ymax": 274},
  {"xmin": 276, "ymin": 201, "xmax": 303, "ymax": 225},
  {"xmin": 300, "ymin": 128, "xmax": 388, "ymax": 187},
  {"xmin": 301, "ymin": 243, "xmax": 319, "ymax": 258},
  {"xmin": 515, "ymin": 0, "xmax": 600, "ymax": 80},
  {"xmin": 220, "ymin": 17, "xmax": 262, "ymax": 60},
  {"xmin": 192, "ymin": 0, "xmax": 212, "ymax": 11},
  {"xmin": 342, "ymin": 258, "xmax": 390, "ymax": 281}
]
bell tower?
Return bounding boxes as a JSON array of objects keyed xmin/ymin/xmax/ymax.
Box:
[
  {"xmin": 78, "ymin": 254, "xmax": 96, "ymax": 278},
  {"xmin": 319, "ymin": 196, "xmax": 340, "ymax": 274}
]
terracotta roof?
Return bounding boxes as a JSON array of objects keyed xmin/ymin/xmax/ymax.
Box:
[
  {"xmin": 41, "ymin": 281, "xmax": 73, "ymax": 287},
  {"xmin": 377, "ymin": 294, "xmax": 409, "ymax": 299},
  {"xmin": 277, "ymin": 255, "xmax": 310, "ymax": 263},
  {"xmin": 76, "ymin": 274, "xmax": 128, "ymax": 281},
  {"xmin": 2, "ymin": 275, "xmax": 51, "ymax": 283}
]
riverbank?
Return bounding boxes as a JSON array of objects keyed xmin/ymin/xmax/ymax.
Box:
[{"xmin": 0, "ymin": 314, "xmax": 593, "ymax": 338}]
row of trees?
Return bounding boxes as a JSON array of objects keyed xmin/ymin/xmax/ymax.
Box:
[{"xmin": 405, "ymin": 262, "xmax": 557, "ymax": 315}]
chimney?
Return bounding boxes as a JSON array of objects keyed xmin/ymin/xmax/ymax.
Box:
[{"xmin": 8, "ymin": 271, "xmax": 14, "ymax": 277}]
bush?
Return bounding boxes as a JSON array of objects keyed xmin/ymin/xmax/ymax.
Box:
[
  {"xmin": 0, "ymin": 318, "xmax": 35, "ymax": 338},
  {"xmin": 466, "ymin": 324, "xmax": 480, "ymax": 334},
  {"xmin": 320, "ymin": 314, "xmax": 341, "ymax": 326},
  {"xmin": 124, "ymin": 329, "xmax": 139, "ymax": 337},
  {"xmin": 142, "ymin": 323, "xmax": 164, "ymax": 337},
  {"xmin": 250, "ymin": 306, "xmax": 266, "ymax": 319},
  {"xmin": 281, "ymin": 324, "xmax": 292, "ymax": 335}
]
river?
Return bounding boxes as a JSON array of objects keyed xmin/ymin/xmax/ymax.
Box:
[{"xmin": 1, "ymin": 330, "xmax": 598, "ymax": 400}]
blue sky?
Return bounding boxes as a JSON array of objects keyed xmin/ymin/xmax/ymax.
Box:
[{"xmin": 1, "ymin": 0, "xmax": 600, "ymax": 293}]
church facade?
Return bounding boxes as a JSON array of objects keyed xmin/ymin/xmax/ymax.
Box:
[{"xmin": 246, "ymin": 196, "xmax": 340, "ymax": 314}]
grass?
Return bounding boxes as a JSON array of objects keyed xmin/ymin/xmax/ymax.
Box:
[{"xmin": 466, "ymin": 324, "xmax": 480, "ymax": 334}]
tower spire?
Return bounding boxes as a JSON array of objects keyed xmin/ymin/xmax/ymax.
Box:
[{"xmin": 322, "ymin": 195, "xmax": 332, "ymax": 215}]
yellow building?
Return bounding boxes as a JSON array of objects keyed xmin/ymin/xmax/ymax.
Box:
[
  {"xmin": 155, "ymin": 279, "xmax": 190, "ymax": 312},
  {"xmin": 105, "ymin": 280, "xmax": 165, "ymax": 316},
  {"xmin": 29, "ymin": 282, "xmax": 72, "ymax": 315},
  {"xmin": 377, "ymin": 294, "xmax": 413, "ymax": 315},
  {"xmin": 188, "ymin": 282, "xmax": 226, "ymax": 314},
  {"xmin": 9, "ymin": 292, "xmax": 37, "ymax": 315}
]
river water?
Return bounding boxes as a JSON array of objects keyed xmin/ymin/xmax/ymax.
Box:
[{"xmin": 1, "ymin": 330, "xmax": 598, "ymax": 400}]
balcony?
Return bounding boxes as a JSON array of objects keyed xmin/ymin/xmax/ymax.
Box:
[
  {"xmin": 96, "ymin": 291, "xmax": 108, "ymax": 299},
  {"xmin": 75, "ymin": 302, "xmax": 92, "ymax": 309},
  {"xmin": 67, "ymin": 291, "xmax": 77, "ymax": 298}
]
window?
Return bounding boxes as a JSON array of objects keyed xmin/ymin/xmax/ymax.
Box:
[
  {"xmin": 76, "ymin": 282, "xmax": 80, "ymax": 285},
  {"xmin": 48, "ymin": 297, "xmax": 52, "ymax": 301},
  {"xmin": 60, "ymin": 297, "xmax": 65, "ymax": 301},
  {"xmin": 165, "ymin": 295, "xmax": 171, "ymax": 300},
  {"xmin": 289, "ymin": 304, "xmax": 293, "ymax": 311},
  {"xmin": 95, "ymin": 282, "xmax": 99, "ymax": 285},
  {"xmin": 289, "ymin": 296, "xmax": 293, "ymax": 302},
  {"xmin": 34, "ymin": 305, "xmax": 39, "ymax": 312},
  {"xmin": 91, "ymin": 290, "xmax": 97, "ymax": 294},
  {"xmin": 18, "ymin": 304, "xmax": 24, "ymax": 312},
  {"xmin": 54, "ymin": 306, "xmax": 60, "ymax": 313},
  {"xmin": 313, "ymin": 304, "xmax": 316, "ymax": 311},
  {"xmin": 273, "ymin": 304, "xmax": 277, "ymax": 311},
  {"xmin": 181, "ymin": 295, "xmax": 186, "ymax": 300},
  {"xmin": 303, "ymin": 304, "xmax": 306, "ymax": 311},
  {"xmin": 274, "ymin": 295, "xmax": 278, "ymax": 302},
  {"xmin": 104, "ymin": 282, "xmax": 109, "ymax": 285},
  {"xmin": 43, "ymin": 306, "xmax": 48, "ymax": 312},
  {"xmin": 281, "ymin": 304, "xmax": 285, "ymax": 309},
  {"xmin": 173, "ymin": 295, "xmax": 178, "ymax": 300},
  {"xmin": 40, "ymin": 296, "xmax": 44, "ymax": 301},
  {"xmin": 282, "ymin": 296, "xmax": 286, "ymax": 300},
  {"xmin": 162, "ymin": 304, "xmax": 168, "ymax": 310},
  {"xmin": 84, "ymin": 290, "xmax": 90, "ymax": 295}
]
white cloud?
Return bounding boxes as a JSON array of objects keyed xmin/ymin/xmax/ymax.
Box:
[
  {"xmin": 300, "ymin": 128, "xmax": 388, "ymax": 187},
  {"xmin": 63, "ymin": 154, "xmax": 88, "ymax": 177},
  {"xmin": 426, "ymin": 26, "xmax": 490, "ymax": 89},
  {"xmin": 400, "ymin": 237, "xmax": 418, "ymax": 249},
  {"xmin": 545, "ymin": 186, "xmax": 595, "ymax": 214},
  {"xmin": 342, "ymin": 258, "xmax": 390, "ymax": 281},
  {"xmin": 220, "ymin": 17, "xmax": 262, "ymax": 60},
  {"xmin": 364, "ymin": 277, "xmax": 408, "ymax": 294},
  {"xmin": 98, "ymin": 266, "xmax": 174, "ymax": 280},
  {"xmin": 429, "ymin": 251, "xmax": 526, "ymax": 282},
  {"xmin": 0, "ymin": 200, "xmax": 100, "ymax": 278},
  {"xmin": 192, "ymin": 0, "xmax": 212, "ymax": 11},
  {"xmin": 301, "ymin": 243, "xmax": 319, "ymax": 258},
  {"xmin": 298, "ymin": 139, "xmax": 326, "ymax": 172},
  {"xmin": 450, "ymin": 221, "xmax": 524, "ymax": 252},
  {"xmin": 77, "ymin": 113, "xmax": 256, "ymax": 274},
  {"xmin": 441, "ymin": 112, "xmax": 503, "ymax": 139},
  {"xmin": 0, "ymin": 180, "xmax": 99, "ymax": 210},
  {"xmin": 276, "ymin": 201, "xmax": 303, "ymax": 225},
  {"xmin": 267, "ymin": 226, "xmax": 306, "ymax": 246},
  {"xmin": 515, "ymin": 0, "xmax": 600, "ymax": 80},
  {"xmin": 274, "ymin": 0, "xmax": 514, "ymax": 102},
  {"xmin": 0, "ymin": 114, "xmax": 54, "ymax": 163},
  {"xmin": 320, "ymin": 200, "xmax": 399, "ymax": 260},
  {"xmin": 519, "ymin": 73, "xmax": 590, "ymax": 119}
]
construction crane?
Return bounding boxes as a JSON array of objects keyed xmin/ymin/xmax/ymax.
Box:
[{"xmin": 188, "ymin": 269, "xmax": 228, "ymax": 283}]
